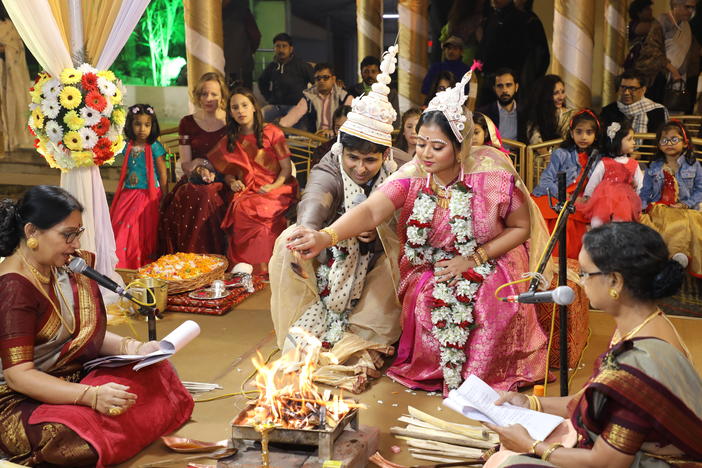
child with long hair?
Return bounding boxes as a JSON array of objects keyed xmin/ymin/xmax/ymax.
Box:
[
  {"xmin": 532, "ymin": 109, "xmax": 601, "ymax": 258},
  {"xmin": 395, "ymin": 107, "xmax": 421, "ymax": 158},
  {"xmin": 472, "ymin": 112, "xmax": 509, "ymax": 154},
  {"xmin": 110, "ymin": 104, "xmax": 167, "ymax": 268},
  {"xmin": 640, "ymin": 120, "xmax": 702, "ymax": 276},
  {"xmin": 579, "ymin": 119, "xmax": 643, "ymax": 227}
]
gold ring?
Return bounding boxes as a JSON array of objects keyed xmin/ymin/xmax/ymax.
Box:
[{"xmin": 108, "ymin": 406, "xmax": 123, "ymax": 417}]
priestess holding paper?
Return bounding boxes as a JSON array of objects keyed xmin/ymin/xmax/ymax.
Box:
[
  {"xmin": 0, "ymin": 186, "xmax": 193, "ymax": 467},
  {"xmin": 484, "ymin": 223, "xmax": 702, "ymax": 467}
]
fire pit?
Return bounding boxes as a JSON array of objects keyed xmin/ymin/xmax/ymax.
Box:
[{"xmin": 230, "ymin": 328, "xmax": 364, "ymax": 461}]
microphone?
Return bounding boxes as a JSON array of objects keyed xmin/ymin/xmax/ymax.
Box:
[
  {"xmin": 501, "ymin": 286, "xmax": 575, "ymax": 306},
  {"xmin": 67, "ymin": 257, "xmax": 133, "ymax": 300}
]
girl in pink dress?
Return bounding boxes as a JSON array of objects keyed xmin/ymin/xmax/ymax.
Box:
[
  {"xmin": 579, "ymin": 120, "xmax": 643, "ymax": 227},
  {"xmin": 288, "ymin": 70, "xmax": 552, "ymax": 393}
]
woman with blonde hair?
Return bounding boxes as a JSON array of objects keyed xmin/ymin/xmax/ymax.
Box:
[{"xmin": 160, "ymin": 72, "xmax": 232, "ymax": 255}]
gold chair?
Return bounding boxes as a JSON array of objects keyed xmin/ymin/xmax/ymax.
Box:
[
  {"xmin": 279, "ymin": 126, "xmax": 327, "ymax": 185},
  {"xmin": 158, "ymin": 127, "xmax": 180, "ymax": 189},
  {"xmin": 525, "ymin": 138, "xmax": 564, "ymax": 192},
  {"xmin": 502, "ymin": 138, "xmax": 527, "ymax": 181},
  {"xmin": 674, "ymin": 115, "xmax": 702, "ymax": 135}
]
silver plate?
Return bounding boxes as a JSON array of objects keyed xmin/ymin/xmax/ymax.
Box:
[{"xmin": 188, "ymin": 288, "xmax": 230, "ymax": 300}]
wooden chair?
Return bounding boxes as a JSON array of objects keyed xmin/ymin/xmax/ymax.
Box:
[{"xmin": 525, "ymin": 138, "xmax": 564, "ymax": 192}]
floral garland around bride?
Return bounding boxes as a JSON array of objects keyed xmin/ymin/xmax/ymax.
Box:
[{"xmin": 406, "ymin": 180, "xmax": 494, "ymax": 390}]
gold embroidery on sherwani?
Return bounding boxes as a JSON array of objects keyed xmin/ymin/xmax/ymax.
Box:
[{"xmin": 6, "ymin": 346, "xmax": 33, "ymax": 366}]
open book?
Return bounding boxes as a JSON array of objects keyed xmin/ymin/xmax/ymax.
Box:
[
  {"xmin": 84, "ymin": 320, "xmax": 200, "ymax": 372},
  {"xmin": 443, "ymin": 375, "xmax": 564, "ymax": 441}
]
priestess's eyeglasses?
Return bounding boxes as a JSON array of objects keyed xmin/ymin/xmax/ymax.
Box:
[
  {"xmin": 578, "ymin": 270, "xmax": 605, "ymax": 281},
  {"xmin": 53, "ymin": 226, "xmax": 86, "ymax": 244}
]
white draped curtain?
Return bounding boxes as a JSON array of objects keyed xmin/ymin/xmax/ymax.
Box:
[{"xmin": 2, "ymin": 0, "xmax": 149, "ymax": 287}]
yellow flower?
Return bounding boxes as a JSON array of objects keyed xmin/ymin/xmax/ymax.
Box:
[
  {"xmin": 63, "ymin": 131, "xmax": 82, "ymax": 151},
  {"xmin": 111, "ymin": 134, "xmax": 125, "ymax": 153},
  {"xmin": 59, "ymin": 86, "xmax": 82, "ymax": 110},
  {"xmin": 31, "ymin": 107, "xmax": 45, "ymax": 129},
  {"xmin": 63, "ymin": 110, "xmax": 85, "ymax": 131},
  {"xmin": 72, "ymin": 150, "xmax": 94, "ymax": 167},
  {"xmin": 97, "ymin": 70, "xmax": 116, "ymax": 81},
  {"xmin": 112, "ymin": 108, "xmax": 126, "ymax": 126},
  {"xmin": 59, "ymin": 68, "xmax": 81, "ymax": 85},
  {"xmin": 111, "ymin": 86, "xmax": 123, "ymax": 105}
]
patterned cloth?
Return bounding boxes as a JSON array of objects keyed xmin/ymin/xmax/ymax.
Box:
[{"xmin": 616, "ymin": 97, "xmax": 667, "ymax": 134}]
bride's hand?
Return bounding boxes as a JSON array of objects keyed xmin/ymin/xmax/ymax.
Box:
[
  {"xmin": 435, "ymin": 255, "xmax": 476, "ymax": 284},
  {"xmin": 286, "ymin": 226, "xmax": 330, "ymax": 259}
]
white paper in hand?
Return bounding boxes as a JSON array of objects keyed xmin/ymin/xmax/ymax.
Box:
[
  {"xmin": 443, "ymin": 374, "xmax": 564, "ymax": 441},
  {"xmin": 83, "ymin": 320, "xmax": 200, "ymax": 372}
]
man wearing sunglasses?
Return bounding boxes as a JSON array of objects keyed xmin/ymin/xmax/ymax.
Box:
[
  {"xmin": 601, "ymin": 69, "xmax": 669, "ymax": 134},
  {"xmin": 279, "ymin": 63, "xmax": 353, "ymax": 137}
]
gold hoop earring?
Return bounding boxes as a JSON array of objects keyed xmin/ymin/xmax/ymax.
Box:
[
  {"xmin": 609, "ymin": 288, "xmax": 619, "ymax": 300},
  {"xmin": 27, "ymin": 237, "xmax": 39, "ymax": 250}
]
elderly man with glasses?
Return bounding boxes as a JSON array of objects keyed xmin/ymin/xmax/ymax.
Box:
[
  {"xmin": 279, "ymin": 63, "xmax": 353, "ymax": 137},
  {"xmin": 600, "ymin": 69, "xmax": 669, "ymax": 134}
]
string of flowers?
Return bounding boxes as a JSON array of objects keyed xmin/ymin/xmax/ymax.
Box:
[
  {"xmin": 27, "ymin": 64, "xmax": 127, "ymax": 171},
  {"xmin": 405, "ymin": 179, "xmax": 494, "ymax": 390},
  {"xmin": 315, "ymin": 246, "xmax": 351, "ymax": 349}
]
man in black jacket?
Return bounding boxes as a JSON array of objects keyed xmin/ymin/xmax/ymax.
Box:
[
  {"xmin": 258, "ymin": 33, "xmax": 314, "ymax": 123},
  {"xmin": 476, "ymin": 68, "xmax": 527, "ymax": 143},
  {"xmin": 600, "ymin": 70, "xmax": 669, "ymax": 134}
]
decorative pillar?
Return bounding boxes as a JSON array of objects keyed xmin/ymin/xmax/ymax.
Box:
[
  {"xmin": 398, "ymin": 0, "xmax": 429, "ymax": 112},
  {"xmin": 356, "ymin": 0, "xmax": 383, "ymax": 66},
  {"xmin": 552, "ymin": 0, "xmax": 595, "ymax": 108},
  {"xmin": 603, "ymin": 0, "xmax": 627, "ymax": 105},
  {"xmin": 184, "ymin": 0, "xmax": 225, "ymax": 87}
]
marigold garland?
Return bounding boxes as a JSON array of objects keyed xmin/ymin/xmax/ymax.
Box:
[{"xmin": 28, "ymin": 63, "xmax": 127, "ymax": 171}]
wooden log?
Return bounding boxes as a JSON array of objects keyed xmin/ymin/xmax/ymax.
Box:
[
  {"xmin": 391, "ymin": 427, "xmax": 493, "ymax": 451},
  {"xmin": 408, "ymin": 406, "xmax": 489, "ymax": 440},
  {"xmin": 409, "ymin": 453, "xmax": 477, "ymax": 464},
  {"xmin": 395, "ymin": 436, "xmax": 484, "ymax": 458}
]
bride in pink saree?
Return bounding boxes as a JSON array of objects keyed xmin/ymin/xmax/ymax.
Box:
[{"xmin": 289, "ymin": 70, "xmax": 552, "ymax": 393}]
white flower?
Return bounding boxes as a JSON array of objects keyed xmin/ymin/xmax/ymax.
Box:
[
  {"xmin": 80, "ymin": 107, "xmax": 102, "ymax": 126},
  {"xmin": 77, "ymin": 63, "xmax": 97, "ymax": 74},
  {"xmin": 45, "ymin": 120, "xmax": 64, "ymax": 143},
  {"xmin": 102, "ymin": 100, "xmax": 114, "ymax": 118},
  {"xmin": 79, "ymin": 127, "xmax": 98, "ymax": 149},
  {"xmin": 42, "ymin": 78, "xmax": 61, "ymax": 99},
  {"xmin": 97, "ymin": 77, "xmax": 116, "ymax": 97},
  {"xmin": 607, "ymin": 122, "xmax": 621, "ymax": 140},
  {"xmin": 29, "ymin": 102, "xmax": 38, "ymax": 111},
  {"xmin": 41, "ymin": 98, "xmax": 60, "ymax": 119}
]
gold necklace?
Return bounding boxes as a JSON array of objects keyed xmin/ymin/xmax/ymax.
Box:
[
  {"xmin": 18, "ymin": 250, "xmax": 51, "ymax": 284},
  {"xmin": 610, "ymin": 309, "xmax": 661, "ymax": 346},
  {"xmin": 430, "ymin": 176, "xmax": 452, "ymax": 209},
  {"xmin": 21, "ymin": 260, "xmax": 76, "ymax": 335}
]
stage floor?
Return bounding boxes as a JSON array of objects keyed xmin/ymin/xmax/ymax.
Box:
[{"xmin": 111, "ymin": 286, "xmax": 702, "ymax": 468}]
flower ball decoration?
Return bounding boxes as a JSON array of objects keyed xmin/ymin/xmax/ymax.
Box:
[{"xmin": 27, "ymin": 64, "xmax": 127, "ymax": 171}]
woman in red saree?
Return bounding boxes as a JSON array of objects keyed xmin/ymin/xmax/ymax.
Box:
[
  {"xmin": 159, "ymin": 72, "xmax": 230, "ymax": 255},
  {"xmin": 483, "ymin": 223, "xmax": 702, "ymax": 467},
  {"xmin": 208, "ymin": 87, "xmax": 298, "ymax": 275},
  {"xmin": 0, "ymin": 186, "xmax": 193, "ymax": 467}
]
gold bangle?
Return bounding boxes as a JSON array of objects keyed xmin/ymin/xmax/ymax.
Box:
[
  {"xmin": 134, "ymin": 341, "xmax": 146, "ymax": 355},
  {"xmin": 476, "ymin": 246, "xmax": 489, "ymax": 264},
  {"xmin": 542, "ymin": 443, "xmax": 563, "ymax": 461},
  {"xmin": 320, "ymin": 227, "xmax": 339, "ymax": 246},
  {"xmin": 530, "ymin": 439, "xmax": 542, "ymax": 454},
  {"xmin": 528, "ymin": 394, "xmax": 542, "ymax": 412},
  {"xmin": 73, "ymin": 384, "xmax": 90, "ymax": 405},
  {"xmin": 471, "ymin": 253, "xmax": 483, "ymax": 266},
  {"xmin": 91, "ymin": 385, "xmax": 100, "ymax": 411}
]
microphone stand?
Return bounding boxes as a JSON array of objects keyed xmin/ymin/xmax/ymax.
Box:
[
  {"xmin": 124, "ymin": 289, "xmax": 162, "ymax": 342},
  {"xmin": 527, "ymin": 153, "xmax": 597, "ymax": 396}
]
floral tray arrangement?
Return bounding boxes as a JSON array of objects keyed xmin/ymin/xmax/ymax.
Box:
[{"xmin": 138, "ymin": 253, "xmax": 228, "ymax": 294}]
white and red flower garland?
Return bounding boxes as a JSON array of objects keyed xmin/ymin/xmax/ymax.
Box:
[
  {"xmin": 315, "ymin": 246, "xmax": 351, "ymax": 348},
  {"xmin": 405, "ymin": 178, "xmax": 494, "ymax": 390}
]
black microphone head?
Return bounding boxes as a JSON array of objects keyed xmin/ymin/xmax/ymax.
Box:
[{"xmin": 67, "ymin": 256, "xmax": 88, "ymax": 274}]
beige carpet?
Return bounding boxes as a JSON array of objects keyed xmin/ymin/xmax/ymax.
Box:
[{"xmin": 110, "ymin": 287, "xmax": 702, "ymax": 467}]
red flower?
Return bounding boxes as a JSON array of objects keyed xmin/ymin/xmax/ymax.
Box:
[
  {"xmin": 33, "ymin": 138, "xmax": 40, "ymax": 148},
  {"xmin": 92, "ymin": 117, "xmax": 110, "ymax": 136},
  {"xmin": 92, "ymin": 137, "xmax": 114, "ymax": 164},
  {"xmin": 28, "ymin": 125, "xmax": 36, "ymax": 136},
  {"xmin": 409, "ymin": 219, "xmax": 431, "ymax": 228},
  {"xmin": 435, "ymin": 320, "xmax": 447, "ymax": 329},
  {"xmin": 421, "ymin": 186, "xmax": 434, "ymax": 195},
  {"xmin": 81, "ymin": 72, "xmax": 99, "ymax": 91},
  {"xmin": 85, "ymin": 90, "xmax": 107, "ymax": 112},
  {"xmin": 326, "ymin": 257, "xmax": 335, "ymax": 267},
  {"xmin": 458, "ymin": 321, "xmax": 471, "ymax": 329},
  {"xmin": 319, "ymin": 287, "xmax": 331, "ymax": 297},
  {"xmin": 447, "ymin": 342, "xmax": 463, "ymax": 349},
  {"xmin": 456, "ymin": 294, "xmax": 472, "ymax": 304},
  {"xmin": 462, "ymin": 269, "xmax": 485, "ymax": 283},
  {"xmin": 433, "ymin": 298, "xmax": 448, "ymax": 308},
  {"xmin": 321, "ymin": 341, "xmax": 332, "ymax": 349}
]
